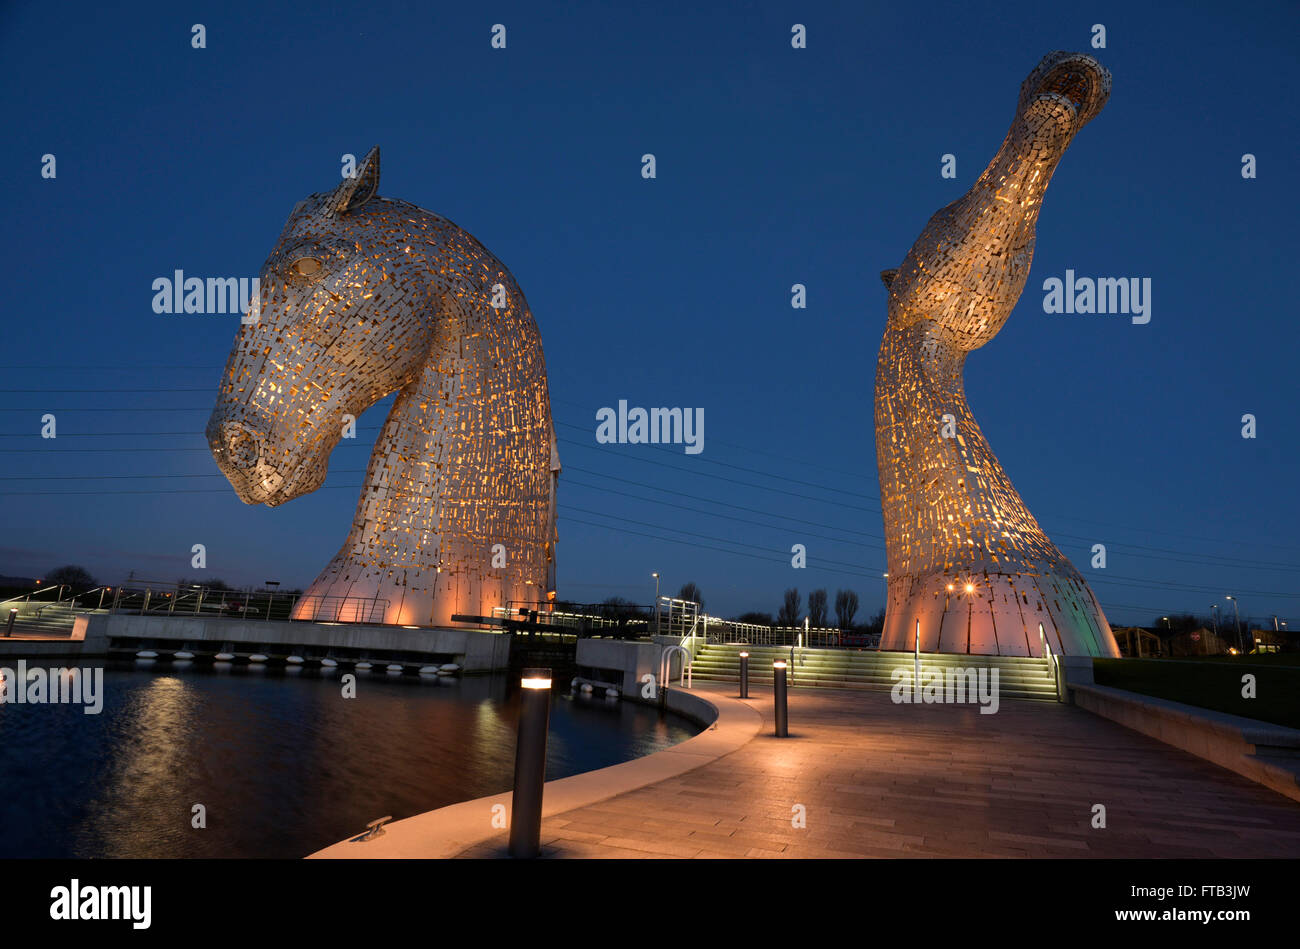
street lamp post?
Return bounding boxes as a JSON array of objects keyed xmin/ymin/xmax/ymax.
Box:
[
  {"xmin": 650, "ymin": 572, "xmax": 660, "ymax": 631},
  {"xmin": 1225, "ymin": 596, "xmax": 1243, "ymax": 653},
  {"xmin": 509, "ymin": 668, "xmax": 553, "ymax": 858},
  {"xmin": 773, "ymin": 660, "xmax": 789, "ymax": 737}
]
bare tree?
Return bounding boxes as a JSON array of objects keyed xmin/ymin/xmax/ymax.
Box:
[
  {"xmin": 44, "ymin": 565, "xmax": 97, "ymax": 589},
  {"xmin": 1149, "ymin": 613, "xmax": 1204, "ymax": 634},
  {"xmin": 835, "ymin": 589, "xmax": 859, "ymax": 629},
  {"xmin": 676, "ymin": 582, "xmax": 704, "ymax": 611},
  {"xmin": 808, "ymin": 589, "xmax": 828, "ymax": 627},
  {"xmin": 777, "ymin": 588, "xmax": 801, "ymax": 626},
  {"xmin": 862, "ymin": 607, "xmax": 886, "ymax": 636}
]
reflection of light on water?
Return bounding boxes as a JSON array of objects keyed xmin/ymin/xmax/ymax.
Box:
[
  {"xmin": 7, "ymin": 667, "xmax": 697, "ymax": 858},
  {"xmin": 460, "ymin": 696, "xmax": 510, "ymax": 786},
  {"xmin": 75, "ymin": 675, "xmax": 197, "ymax": 857}
]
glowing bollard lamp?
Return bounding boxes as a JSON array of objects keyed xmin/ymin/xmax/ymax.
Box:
[
  {"xmin": 739, "ymin": 651, "xmax": 750, "ymax": 699},
  {"xmin": 509, "ymin": 668, "xmax": 552, "ymax": 858},
  {"xmin": 773, "ymin": 660, "xmax": 789, "ymax": 738}
]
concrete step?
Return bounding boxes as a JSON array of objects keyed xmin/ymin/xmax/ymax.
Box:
[
  {"xmin": 691, "ymin": 663, "xmax": 1056, "ymax": 681},
  {"xmin": 686, "ymin": 643, "xmax": 1061, "ymax": 700},
  {"xmin": 689, "ymin": 672, "xmax": 1055, "ymax": 692},
  {"xmin": 690, "ymin": 652, "xmax": 1056, "ymax": 669},
  {"xmin": 690, "ymin": 658, "xmax": 1054, "ymax": 681},
  {"xmin": 690, "ymin": 651, "xmax": 1058, "ymax": 664},
  {"xmin": 694, "ymin": 645, "xmax": 1052, "ymax": 665},
  {"xmin": 689, "ymin": 672, "xmax": 1056, "ymax": 700}
]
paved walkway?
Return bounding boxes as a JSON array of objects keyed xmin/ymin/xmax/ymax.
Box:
[{"xmin": 457, "ymin": 683, "xmax": 1300, "ymax": 858}]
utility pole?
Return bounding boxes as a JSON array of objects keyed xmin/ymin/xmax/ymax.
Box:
[
  {"xmin": 651, "ymin": 572, "xmax": 660, "ymax": 635},
  {"xmin": 1225, "ymin": 595, "xmax": 1243, "ymax": 653}
]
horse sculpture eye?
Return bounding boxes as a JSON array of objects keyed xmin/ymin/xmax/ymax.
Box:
[{"xmin": 290, "ymin": 257, "xmax": 322, "ymax": 277}]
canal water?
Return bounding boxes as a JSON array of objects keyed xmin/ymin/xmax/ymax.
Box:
[{"xmin": 0, "ymin": 661, "xmax": 697, "ymax": 858}]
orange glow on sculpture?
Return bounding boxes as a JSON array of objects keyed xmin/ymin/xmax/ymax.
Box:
[
  {"xmin": 206, "ymin": 147, "xmax": 559, "ymax": 627},
  {"xmin": 875, "ymin": 54, "xmax": 1120, "ymax": 658}
]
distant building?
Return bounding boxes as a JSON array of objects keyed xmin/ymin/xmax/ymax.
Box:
[
  {"xmin": 1165, "ymin": 627, "xmax": 1230, "ymax": 657},
  {"xmin": 1248, "ymin": 629, "xmax": 1287, "ymax": 654}
]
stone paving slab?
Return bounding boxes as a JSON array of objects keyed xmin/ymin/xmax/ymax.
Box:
[{"xmin": 455, "ymin": 683, "xmax": 1300, "ymax": 859}]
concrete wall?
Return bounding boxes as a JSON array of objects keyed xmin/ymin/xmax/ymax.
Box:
[
  {"xmin": 1072, "ymin": 682, "xmax": 1300, "ymax": 803},
  {"xmin": 576, "ymin": 639, "xmax": 663, "ymax": 695},
  {"xmin": 0, "ymin": 614, "xmax": 512, "ymax": 672}
]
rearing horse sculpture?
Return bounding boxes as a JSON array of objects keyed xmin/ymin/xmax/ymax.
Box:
[
  {"xmin": 207, "ymin": 147, "xmax": 560, "ymax": 627},
  {"xmin": 876, "ymin": 52, "xmax": 1120, "ymax": 657}
]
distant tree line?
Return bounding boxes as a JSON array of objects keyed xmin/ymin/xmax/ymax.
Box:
[{"xmin": 734, "ymin": 587, "xmax": 883, "ymax": 636}]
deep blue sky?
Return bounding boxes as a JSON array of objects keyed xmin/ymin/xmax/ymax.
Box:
[{"xmin": 2, "ymin": 0, "xmax": 1297, "ymax": 628}]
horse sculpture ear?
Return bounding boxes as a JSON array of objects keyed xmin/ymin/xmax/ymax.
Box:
[{"xmin": 333, "ymin": 145, "xmax": 380, "ymax": 214}]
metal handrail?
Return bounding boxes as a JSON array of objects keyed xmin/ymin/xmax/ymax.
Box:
[
  {"xmin": 1039, "ymin": 623, "xmax": 1063, "ymax": 701},
  {"xmin": 107, "ymin": 579, "xmax": 389, "ymax": 625},
  {"xmin": 66, "ymin": 585, "xmax": 111, "ymax": 610},
  {"xmin": 659, "ymin": 644, "xmax": 692, "ymax": 691},
  {"xmin": 0, "ymin": 584, "xmax": 70, "ymax": 608}
]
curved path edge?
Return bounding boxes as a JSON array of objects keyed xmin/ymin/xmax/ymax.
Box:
[{"xmin": 307, "ymin": 687, "xmax": 762, "ymax": 858}]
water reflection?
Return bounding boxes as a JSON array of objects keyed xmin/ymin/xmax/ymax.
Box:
[{"xmin": 0, "ymin": 663, "xmax": 696, "ymax": 858}]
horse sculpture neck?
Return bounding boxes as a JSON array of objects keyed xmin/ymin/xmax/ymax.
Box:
[
  {"xmin": 297, "ymin": 201, "xmax": 560, "ymax": 627},
  {"xmin": 208, "ymin": 149, "xmax": 559, "ymax": 631},
  {"xmin": 874, "ymin": 52, "xmax": 1118, "ymax": 658}
]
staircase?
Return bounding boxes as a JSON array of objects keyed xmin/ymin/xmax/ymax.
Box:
[
  {"xmin": 688, "ymin": 642, "xmax": 1060, "ymax": 702},
  {"xmin": 4, "ymin": 603, "xmax": 87, "ymax": 638}
]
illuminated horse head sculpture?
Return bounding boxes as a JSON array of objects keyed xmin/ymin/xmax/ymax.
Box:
[
  {"xmin": 876, "ymin": 53, "xmax": 1119, "ymax": 657},
  {"xmin": 206, "ymin": 147, "xmax": 560, "ymax": 627}
]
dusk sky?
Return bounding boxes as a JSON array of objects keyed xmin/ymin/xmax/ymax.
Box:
[{"xmin": 2, "ymin": 0, "xmax": 1297, "ymax": 627}]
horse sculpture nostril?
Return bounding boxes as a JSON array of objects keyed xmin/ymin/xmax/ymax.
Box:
[{"xmin": 222, "ymin": 423, "xmax": 263, "ymax": 467}]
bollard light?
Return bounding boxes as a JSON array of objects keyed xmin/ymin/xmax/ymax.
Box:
[
  {"xmin": 773, "ymin": 659, "xmax": 789, "ymax": 738},
  {"xmin": 5, "ymin": 608, "xmax": 16, "ymax": 637},
  {"xmin": 739, "ymin": 651, "xmax": 750, "ymax": 699},
  {"xmin": 509, "ymin": 667, "xmax": 552, "ymax": 858}
]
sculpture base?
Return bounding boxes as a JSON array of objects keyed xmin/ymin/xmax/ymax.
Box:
[
  {"xmin": 291, "ymin": 561, "xmax": 547, "ymax": 628},
  {"xmin": 880, "ymin": 569, "xmax": 1118, "ymax": 658}
]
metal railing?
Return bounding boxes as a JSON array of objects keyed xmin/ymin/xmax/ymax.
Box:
[
  {"xmin": 656, "ymin": 596, "xmax": 699, "ymax": 640},
  {"xmin": 107, "ymin": 580, "xmax": 388, "ymax": 625},
  {"xmin": 659, "ymin": 643, "xmax": 693, "ymax": 691},
  {"xmin": 1, "ymin": 584, "xmax": 113, "ymax": 615},
  {"xmin": 706, "ymin": 619, "xmax": 776, "ymax": 645},
  {"xmin": 691, "ymin": 619, "xmax": 847, "ymax": 648},
  {"xmin": 491, "ymin": 603, "xmax": 652, "ymax": 638},
  {"xmin": 293, "ymin": 593, "xmax": 389, "ymax": 624},
  {"xmin": 1039, "ymin": 623, "xmax": 1063, "ymax": 701},
  {"xmin": 1, "ymin": 583, "xmax": 72, "ymax": 611}
]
